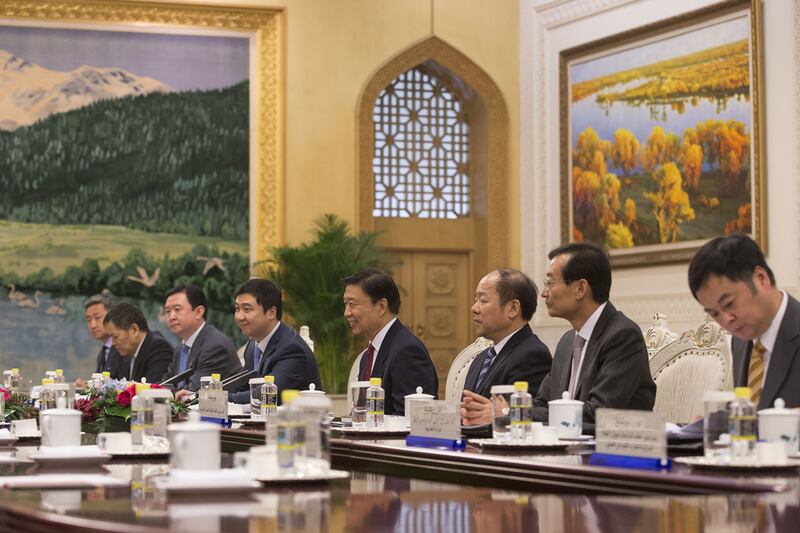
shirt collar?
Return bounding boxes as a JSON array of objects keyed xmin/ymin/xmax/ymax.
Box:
[
  {"xmin": 183, "ymin": 321, "xmax": 205, "ymax": 347},
  {"xmin": 577, "ymin": 302, "xmax": 607, "ymax": 343},
  {"xmin": 132, "ymin": 333, "xmax": 146, "ymax": 360},
  {"xmin": 256, "ymin": 321, "xmax": 281, "ymax": 353},
  {"xmin": 370, "ymin": 317, "xmax": 397, "ymax": 354},
  {"xmin": 757, "ymin": 290, "xmax": 788, "ymax": 353},
  {"xmin": 492, "ymin": 325, "xmax": 525, "ymax": 356},
  {"xmin": 103, "ymin": 337, "xmax": 113, "ymax": 348}
]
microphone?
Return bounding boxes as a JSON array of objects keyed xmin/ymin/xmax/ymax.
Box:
[
  {"xmin": 159, "ymin": 368, "xmax": 193, "ymax": 387},
  {"xmin": 222, "ymin": 369, "xmax": 257, "ymax": 391}
]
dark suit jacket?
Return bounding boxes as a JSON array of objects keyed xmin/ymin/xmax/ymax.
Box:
[
  {"xmin": 732, "ymin": 293, "xmax": 800, "ymax": 409},
  {"xmin": 230, "ymin": 322, "xmax": 323, "ymax": 404},
  {"xmin": 112, "ymin": 331, "xmax": 174, "ymax": 384},
  {"xmin": 462, "ymin": 324, "xmax": 552, "ymax": 398},
  {"xmin": 162, "ymin": 322, "xmax": 242, "ymax": 391},
  {"xmin": 95, "ymin": 344, "xmax": 121, "ymax": 376},
  {"xmin": 532, "ymin": 302, "xmax": 655, "ymax": 424},
  {"xmin": 358, "ymin": 319, "xmax": 438, "ymax": 416}
]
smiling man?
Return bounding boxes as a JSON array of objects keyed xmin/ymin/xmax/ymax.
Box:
[
  {"xmin": 689, "ymin": 235, "xmax": 798, "ymax": 409},
  {"xmin": 343, "ymin": 267, "xmax": 438, "ymax": 415},
  {"xmin": 104, "ymin": 303, "xmax": 173, "ymax": 384},
  {"xmin": 460, "ymin": 269, "xmax": 552, "ymax": 426},
  {"xmin": 228, "ymin": 278, "xmax": 321, "ymax": 404},
  {"xmin": 532, "ymin": 243, "xmax": 655, "ymax": 424},
  {"xmin": 162, "ymin": 284, "xmax": 242, "ymax": 392}
]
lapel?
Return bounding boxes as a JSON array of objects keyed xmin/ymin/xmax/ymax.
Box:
[
  {"xmin": 731, "ymin": 337, "xmax": 750, "ymax": 388},
  {"xmin": 260, "ymin": 323, "xmax": 286, "ymax": 374},
  {"xmin": 465, "ymin": 348, "xmax": 489, "ymax": 392},
  {"xmin": 187, "ymin": 323, "xmax": 210, "ymax": 370},
  {"xmin": 96, "ymin": 345, "xmax": 105, "ymax": 372},
  {"xmin": 760, "ymin": 296, "xmax": 800, "ymax": 409},
  {"xmin": 371, "ymin": 320, "xmax": 402, "ymax": 378},
  {"xmin": 574, "ymin": 302, "xmax": 616, "ymax": 398},
  {"xmin": 132, "ymin": 333, "xmax": 149, "ymax": 379},
  {"xmin": 557, "ymin": 330, "xmax": 576, "ymax": 395},
  {"xmin": 243, "ymin": 338, "xmax": 256, "ymax": 372},
  {"xmin": 478, "ymin": 325, "xmax": 533, "ymax": 395}
]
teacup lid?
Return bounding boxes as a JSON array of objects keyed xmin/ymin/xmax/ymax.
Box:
[
  {"xmin": 300, "ymin": 383, "xmax": 326, "ymax": 396},
  {"xmin": 167, "ymin": 410, "xmax": 219, "ymax": 432},
  {"xmin": 548, "ymin": 391, "xmax": 584, "ymax": 405},
  {"xmin": 405, "ymin": 386, "xmax": 434, "ymax": 400},
  {"xmin": 490, "ymin": 385, "xmax": 515, "ymax": 395},
  {"xmin": 758, "ymin": 397, "xmax": 798, "ymax": 416}
]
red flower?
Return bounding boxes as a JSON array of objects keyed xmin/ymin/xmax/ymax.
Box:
[
  {"xmin": 0, "ymin": 388, "xmax": 9, "ymax": 401},
  {"xmin": 116, "ymin": 388, "xmax": 133, "ymax": 407},
  {"xmin": 74, "ymin": 398, "xmax": 101, "ymax": 422},
  {"xmin": 150, "ymin": 383, "xmax": 163, "ymax": 389}
]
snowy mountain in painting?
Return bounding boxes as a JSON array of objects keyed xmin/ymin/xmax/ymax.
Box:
[{"xmin": 0, "ymin": 49, "xmax": 172, "ymax": 130}]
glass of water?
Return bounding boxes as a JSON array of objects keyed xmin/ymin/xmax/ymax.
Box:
[
  {"xmin": 703, "ymin": 390, "xmax": 735, "ymax": 459},
  {"xmin": 349, "ymin": 381, "xmax": 370, "ymax": 428}
]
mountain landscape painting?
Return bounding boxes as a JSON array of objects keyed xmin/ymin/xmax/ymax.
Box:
[{"xmin": 0, "ymin": 25, "xmax": 252, "ymax": 382}]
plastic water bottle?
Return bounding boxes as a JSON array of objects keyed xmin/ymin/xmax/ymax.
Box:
[
  {"xmin": 90, "ymin": 373, "xmax": 104, "ymax": 390},
  {"xmin": 366, "ymin": 377, "xmax": 385, "ymax": 429},
  {"xmin": 729, "ymin": 386, "xmax": 757, "ymax": 459},
  {"xmin": 10, "ymin": 368, "xmax": 20, "ymax": 392},
  {"xmin": 209, "ymin": 373, "xmax": 222, "ymax": 390},
  {"xmin": 261, "ymin": 375, "xmax": 278, "ymax": 442},
  {"xmin": 102, "ymin": 371, "xmax": 111, "ymax": 384},
  {"xmin": 277, "ymin": 390, "xmax": 300, "ymax": 474},
  {"xmin": 131, "ymin": 382, "xmax": 152, "ymax": 448},
  {"xmin": 0, "ymin": 390, "xmax": 4, "ymax": 423},
  {"xmin": 510, "ymin": 381, "xmax": 533, "ymax": 441},
  {"xmin": 300, "ymin": 325, "xmax": 314, "ymax": 352},
  {"xmin": 39, "ymin": 378, "xmax": 56, "ymax": 411},
  {"xmin": 55, "ymin": 369, "xmax": 65, "ymax": 384}
]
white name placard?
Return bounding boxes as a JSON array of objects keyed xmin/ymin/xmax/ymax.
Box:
[
  {"xmin": 409, "ymin": 400, "xmax": 461, "ymax": 441},
  {"xmin": 199, "ymin": 389, "xmax": 228, "ymax": 420},
  {"xmin": 595, "ymin": 408, "xmax": 666, "ymax": 462}
]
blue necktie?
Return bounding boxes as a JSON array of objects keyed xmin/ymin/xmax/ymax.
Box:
[
  {"xmin": 177, "ymin": 343, "xmax": 190, "ymax": 389},
  {"xmin": 253, "ymin": 344, "xmax": 263, "ymax": 372},
  {"xmin": 474, "ymin": 347, "xmax": 497, "ymax": 391}
]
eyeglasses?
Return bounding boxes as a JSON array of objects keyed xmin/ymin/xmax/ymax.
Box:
[{"xmin": 541, "ymin": 278, "xmax": 572, "ymax": 289}]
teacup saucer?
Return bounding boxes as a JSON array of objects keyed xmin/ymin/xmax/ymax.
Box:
[
  {"xmin": 28, "ymin": 445, "xmax": 111, "ymax": 466},
  {"xmin": 154, "ymin": 469, "xmax": 260, "ymax": 494},
  {"xmin": 0, "ymin": 435, "xmax": 18, "ymax": 447},
  {"xmin": 255, "ymin": 469, "xmax": 349, "ymax": 484}
]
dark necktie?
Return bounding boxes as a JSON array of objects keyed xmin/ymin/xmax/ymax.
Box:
[
  {"xmin": 474, "ymin": 347, "xmax": 497, "ymax": 391},
  {"xmin": 177, "ymin": 343, "xmax": 190, "ymax": 389},
  {"xmin": 99, "ymin": 345, "xmax": 109, "ymax": 372},
  {"xmin": 253, "ymin": 344, "xmax": 263, "ymax": 373},
  {"xmin": 361, "ymin": 343, "xmax": 375, "ymax": 381},
  {"xmin": 568, "ymin": 333, "xmax": 586, "ymax": 398}
]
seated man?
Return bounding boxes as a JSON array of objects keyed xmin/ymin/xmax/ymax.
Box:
[
  {"xmin": 532, "ymin": 243, "xmax": 655, "ymax": 424},
  {"xmin": 344, "ymin": 267, "xmax": 438, "ymax": 415},
  {"xmin": 104, "ymin": 303, "xmax": 173, "ymax": 384},
  {"xmin": 162, "ymin": 284, "xmax": 242, "ymax": 394},
  {"xmin": 229, "ymin": 278, "xmax": 322, "ymax": 404},
  {"xmin": 460, "ymin": 268, "xmax": 552, "ymax": 425},
  {"xmin": 86, "ymin": 293, "xmax": 120, "ymax": 375},
  {"xmin": 689, "ymin": 235, "xmax": 800, "ymax": 409}
]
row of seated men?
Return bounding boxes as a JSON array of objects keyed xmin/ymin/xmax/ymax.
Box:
[{"xmin": 82, "ymin": 234, "xmax": 800, "ymax": 422}]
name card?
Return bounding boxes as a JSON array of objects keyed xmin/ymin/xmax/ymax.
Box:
[
  {"xmin": 409, "ymin": 400, "xmax": 461, "ymax": 441},
  {"xmin": 595, "ymin": 408, "xmax": 667, "ymax": 463},
  {"xmin": 199, "ymin": 389, "xmax": 228, "ymax": 421}
]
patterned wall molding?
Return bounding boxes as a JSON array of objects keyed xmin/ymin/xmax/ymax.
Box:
[{"xmin": 533, "ymin": 0, "xmax": 637, "ymax": 29}]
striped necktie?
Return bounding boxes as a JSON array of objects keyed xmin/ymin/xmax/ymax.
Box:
[
  {"xmin": 474, "ymin": 347, "xmax": 497, "ymax": 391},
  {"xmin": 747, "ymin": 340, "xmax": 766, "ymax": 405}
]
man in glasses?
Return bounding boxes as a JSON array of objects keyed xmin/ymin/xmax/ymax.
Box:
[{"xmin": 532, "ymin": 243, "xmax": 655, "ymax": 424}]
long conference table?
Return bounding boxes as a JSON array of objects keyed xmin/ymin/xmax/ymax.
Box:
[{"xmin": 0, "ymin": 425, "xmax": 798, "ymax": 532}]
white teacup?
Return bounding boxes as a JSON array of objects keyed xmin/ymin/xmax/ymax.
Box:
[
  {"xmin": 40, "ymin": 407, "xmax": 81, "ymax": 447},
  {"xmin": 758, "ymin": 398, "xmax": 800, "ymax": 456},
  {"xmin": 384, "ymin": 415, "xmax": 409, "ymax": 431},
  {"xmin": 531, "ymin": 423, "xmax": 559, "ymax": 444},
  {"xmin": 97, "ymin": 432, "xmax": 133, "ymax": 453},
  {"xmin": 168, "ymin": 412, "xmax": 220, "ymax": 470},
  {"xmin": 548, "ymin": 392, "xmax": 583, "ymax": 439},
  {"xmin": 10, "ymin": 418, "xmax": 38, "ymax": 437},
  {"xmin": 234, "ymin": 445, "xmax": 278, "ymax": 475},
  {"xmin": 755, "ymin": 440, "xmax": 787, "ymax": 464}
]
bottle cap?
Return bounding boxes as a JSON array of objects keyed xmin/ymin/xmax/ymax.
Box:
[
  {"xmin": 12, "ymin": 368, "xmax": 19, "ymax": 374},
  {"xmin": 265, "ymin": 375, "xmax": 275, "ymax": 383},
  {"xmin": 734, "ymin": 386, "xmax": 752, "ymax": 399},
  {"xmin": 211, "ymin": 373, "xmax": 221, "ymax": 381},
  {"xmin": 370, "ymin": 377, "xmax": 382, "ymax": 386},
  {"xmin": 56, "ymin": 369, "xmax": 63, "ymax": 375},
  {"xmin": 514, "ymin": 381, "xmax": 528, "ymax": 392},
  {"xmin": 102, "ymin": 371, "xmax": 110, "ymax": 378},
  {"xmin": 282, "ymin": 389, "xmax": 299, "ymax": 404},
  {"xmin": 41, "ymin": 378, "xmax": 51, "ymax": 385}
]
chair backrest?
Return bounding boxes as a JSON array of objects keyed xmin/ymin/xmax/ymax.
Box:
[
  {"xmin": 649, "ymin": 316, "xmax": 733, "ymax": 424},
  {"xmin": 444, "ymin": 337, "xmax": 493, "ymax": 404},
  {"xmin": 645, "ymin": 312, "xmax": 679, "ymax": 359},
  {"xmin": 345, "ymin": 351, "xmax": 364, "ymax": 409}
]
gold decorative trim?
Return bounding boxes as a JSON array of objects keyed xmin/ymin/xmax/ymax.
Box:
[
  {"xmin": 0, "ymin": 0, "xmax": 283, "ymax": 263},
  {"xmin": 356, "ymin": 36, "xmax": 510, "ymax": 270}
]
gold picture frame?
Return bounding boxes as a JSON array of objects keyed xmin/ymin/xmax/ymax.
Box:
[
  {"xmin": 0, "ymin": 0, "xmax": 284, "ymax": 261},
  {"xmin": 560, "ymin": 0, "xmax": 764, "ymax": 267}
]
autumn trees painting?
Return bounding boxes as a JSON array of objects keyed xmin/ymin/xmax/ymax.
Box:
[{"xmin": 563, "ymin": 5, "xmax": 761, "ymax": 261}]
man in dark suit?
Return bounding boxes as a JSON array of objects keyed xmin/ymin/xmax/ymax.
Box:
[
  {"xmin": 460, "ymin": 268, "xmax": 552, "ymax": 425},
  {"xmin": 229, "ymin": 278, "xmax": 322, "ymax": 404},
  {"xmin": 85, "ymin": 293, "xmax": 121, "ymax": 376},
  {"xmin": 532, "ymin": 243, "xmax": 655, "ymax": 424},
  {"xmin": 344, "ymin": 267, "xmax": 438, "ymax": 415},
  {"xmin": 689, "ymin": 235, "xmax": 799, "ymax": 409},
  {"xmin": 103, "ymin": 303, "xmax": 173, "ymax": 384},
  {"xmin": 163, "ymin": 284, "xmax": 242, "ymax": 394}
]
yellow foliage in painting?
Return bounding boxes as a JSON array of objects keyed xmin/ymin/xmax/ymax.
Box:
[
  {"xmin": 574, "ymin": 127, "xmax": 611, "ymax": 171},
  {"xmin": 679, "ymin": 142, "xmax": 703, "ymax": 191},
  {"xmin": 725, "ymin": 202, "xmax": 752, "ymax": 235},
  {"xmin": 718, "ymin": 122, "xmax": 749, "ymax": 191},
  {"xmin": 573, "ymin": 226, "xmax": 585, "ymax": 242},
  {"xmin": 590, "ymin": 150, "xmax": 607, "ymax": 177},
  {"xmin": 644, "ymin": 162, "xmax": 696, "ymax": 244},
  {"xmin": 606, "ymin": 222, "xmax": 634, "ymax": 249},
  {"xmin": 623, "ymin": 198, "xmax": 637, "ymax": 226},
  {"xmin": 612, "ymin": 129, "xmax": 639, "ymax": 177},
  {"xmin": 641, "ymin": 126, "xmax": 674, "ymax": 174}
]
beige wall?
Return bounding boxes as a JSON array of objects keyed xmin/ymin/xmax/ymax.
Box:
[{"xmin": 155, "ymin": 0, "xmax": 522, "ymax": 265}]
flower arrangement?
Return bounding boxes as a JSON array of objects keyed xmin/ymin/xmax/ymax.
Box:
[
  {"xmin": 0, "ymin": 387, "xmax": 38, "ymax": 421},
  {"xmin": 76, "ymin": 380, "xmax": 188, "ymax": 433}
]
